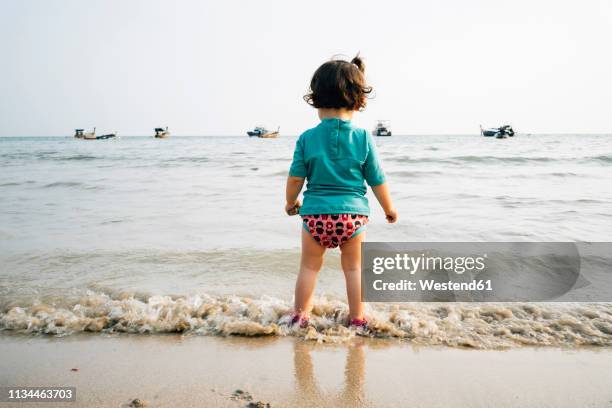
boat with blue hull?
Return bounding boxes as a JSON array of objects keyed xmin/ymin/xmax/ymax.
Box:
[
  {"xmin": 480, "ymin": 125, "xmax": 515, "ymax": 138},
  {"xmin": 247, "ymin": 126, "xmax": 279, "ymax": 138}
]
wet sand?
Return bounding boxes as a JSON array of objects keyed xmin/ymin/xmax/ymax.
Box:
[{"xmin": 1, "ymin": 334, "xmax": 611, "ymax": 408}]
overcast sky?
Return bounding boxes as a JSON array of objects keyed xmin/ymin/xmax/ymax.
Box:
[{"xmin": 1, "ymin": 0, "xmax": 611, "ymax": 136}]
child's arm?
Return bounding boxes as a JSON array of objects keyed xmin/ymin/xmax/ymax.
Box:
[
  {"xmin": 363, "ymin": 133, "xmax": 397, "ymax": 223},
  {"xmin": 371, "ymin": 183, "xmax": 398, "ymax": 223},
  {"xmin": 285, "ymin": 176, "xmax": 305, "ymax": 215},
  {"xmin": 287, "ymin": 133, "xmax": 307, "ymax": 216}
]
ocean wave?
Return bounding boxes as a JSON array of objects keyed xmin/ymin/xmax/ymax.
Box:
[
  {"xmin": 593, "ymin": 155, "xmax": 612, "ymax": 163},
  {"xmin": 268, "ymin": 170, "xmax": 290, "ymax": 177},
  {"xmin": 41, "ymin": 181, "xmax": 85, "ymax": 189},
  {"xmin": 163, "ymin": 156, "xmax": 210, "ymax": 163},
  {"xmin": 0, "ymin": 152, "xmax": 37, "ymax": 159},
  {"xmin": 54, "ymin": 154, "xmax": 99, "ymax": 161},
  {"xmin": 386, "ymin": 170, "xmax": 443, "ymax": 178},
  {"xmin": 386, "ymin": 155, "xmax": 554, "ymax": 164},
  {"xmin": 386, "ymin": 155, "xmax": 612, "ymax": 165},
  {"xmin": 549, "ymin": 172, "xmax": 581, "ymax": 177},
  {"xmin": 1, "ymin": 291, "xmax": 611, "ymax": 349}
]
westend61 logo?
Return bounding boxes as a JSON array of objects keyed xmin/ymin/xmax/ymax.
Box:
[{"xmin": 361, "ymin": 242, "xmax": 612, "ymax": 302}]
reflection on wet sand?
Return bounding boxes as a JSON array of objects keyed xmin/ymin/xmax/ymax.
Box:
[
  {"xmin": 292, "ymin": 338, "xmax": 369, "ymax": 408},
  {"xmin": 2, "ymin": 334, "xmax": 611, "ymax": 407}
]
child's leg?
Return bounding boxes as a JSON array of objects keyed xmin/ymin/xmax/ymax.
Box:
[
  {"xmin": 339, "ymin": 231, "xmax": 366, "ymax": 320},
  {"xmin": 294, "ymin": 227, "xmax": 326, "ymax": 316}
]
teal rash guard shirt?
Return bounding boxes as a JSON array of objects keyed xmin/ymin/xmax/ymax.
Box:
[{"xmin": 289, "ymin": 118, "xmax": 386, "ymax": 216}]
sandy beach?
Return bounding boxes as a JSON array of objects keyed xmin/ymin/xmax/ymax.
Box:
[{"xmin": 1, "ymin": 334, "xmax": 611, "ymax": 408}]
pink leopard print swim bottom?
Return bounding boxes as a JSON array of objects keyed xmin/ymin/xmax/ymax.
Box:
[{"xmin": 302, "ymin": 214, "xmax": 368, "ymax": 249}]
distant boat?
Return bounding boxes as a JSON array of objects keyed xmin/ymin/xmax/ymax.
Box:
[
  {"xmin": 247, "ymin": 126, "xmax": 279, "ymax": 138},
  {"xmin": 480, "ymin": 125, "xmax": 514, "ymax": 138},
  {"xmin": 74, "ymin": 127, "xmax": 95, "ymax": 139},
  {"xmin": 94, "ymin": 133, "xmax": 117, "ymax": 140},
  {"xmin": 372, "ymin": 120, "xmax": 392, "ymax": 136},
  {"xmin": 154, "ymin": 127, "xmax": 170, "ymax": 138},
  {"xmin": 75, "ymin": 127, "xmax": 117, "ymax": 140}
]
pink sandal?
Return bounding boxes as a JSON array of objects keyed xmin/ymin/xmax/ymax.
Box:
[
  {"xmin": 349, "ymin": 317, "xmax": 368, "ymax": 330},
  {"xmin": 290, "ymin": 313, "xmax": 310, "ymax": 329}
]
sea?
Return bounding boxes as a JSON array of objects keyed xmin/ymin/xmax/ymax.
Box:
[{"xmin": 1, "ymin": 134, "xmax": 611, "ymax": 348}]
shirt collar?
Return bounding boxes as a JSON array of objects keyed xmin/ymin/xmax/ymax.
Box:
[{"xmin": 319, "ymin": 117, "xmax": 353, "ymax": 129}]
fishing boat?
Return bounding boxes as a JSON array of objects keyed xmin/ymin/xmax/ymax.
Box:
[
  {"xmin": 75, "ymin": 127, "xmax": 117, "ymax": 140},
  {"xmin": 94, "ymin": 133, "xmax": 117, "ymax": 140},
  {"xmin": 480, "ymin": 125, "xmax": 514, "ymax": 138},
  {"xmin": 247, "ymin": 126, "xmax": 279, "ymax": 138},
  {"xmin": 74, "ymin": 127, "xmax": 95, "ymax": 139},
  {"xmin": 154, "ymin": 127, "xmax": 170, "ymax": 138},
  {"xmin": 372, "ymin": 120, "xmax": 392, "ymax": 136}
]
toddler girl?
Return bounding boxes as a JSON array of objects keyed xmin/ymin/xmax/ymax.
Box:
[{"xmin": 285, "ymin": 54, "xmax": 397, "ymax": 330}]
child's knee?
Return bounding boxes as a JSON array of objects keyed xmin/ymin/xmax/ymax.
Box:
[{"xmin": 301, "ymin": 261, "xmax": 322, "ymax": 274}]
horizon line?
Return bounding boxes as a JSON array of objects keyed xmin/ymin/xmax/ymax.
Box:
[{"xmin": 2, "ymin": 133, "xmax": 612, "ymax": 138}]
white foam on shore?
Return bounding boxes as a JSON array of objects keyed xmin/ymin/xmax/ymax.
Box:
[{"xmin": 1, "ymin": 290, "xmax": 611, "ymax": 349}]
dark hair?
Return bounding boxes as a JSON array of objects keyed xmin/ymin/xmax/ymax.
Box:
[{"xmin": 304, "ymin": 54, "xmax": 373, "ymax": 111}]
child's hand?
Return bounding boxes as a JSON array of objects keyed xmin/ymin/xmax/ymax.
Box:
[
  {"xmin": 385, "ymin": 208, "xmax": 398, "ymax": 223},
  {"xmin": 285, "ymin": 200, "xmax": 301, "ymax": 216},
  {"xmin": 371, "ymin": 183, "xmax": 397, "ymax": 224}
]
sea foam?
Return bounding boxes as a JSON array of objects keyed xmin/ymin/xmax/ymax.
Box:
[{"xmin": 1, "ymin": 291, "xmax": 611, "ymax": 349}]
